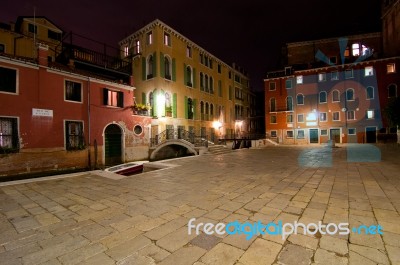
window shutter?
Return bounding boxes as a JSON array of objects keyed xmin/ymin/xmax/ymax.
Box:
[
  {"xmin": 141, "ymin": 57, "xmax": 146, "ymax": 80},
  {"xmin": 172, "ymin": 58, "xmax": 176, "ymax": 81},
  {"xmin": 142, "ymin": 92, "xmax": 146, "ymax": 105},
  {"xmin": 103, "ymin": 88, "xmax": 109, "ymax": 105},
  {"xmin": 192, "ymin": 67, "xmax": 196, "ymax": 88},
  {"xmin": 160, "ymin": 52, "xmax": 165, "ymax": 78},
  {"xmin": 11, "ymin": 118, "xmax": 19, "ymax": 150},
  {"xmin": 117, "ymin": 91, "xmax": 124, "ymax": 107},
  {"xmin": 152, "ymin": 52, "xmax": 157, "ymax": 77},
  {"xmin": 184, "ymin": 63, "xmax": 187, "ymax": 85},
  {"xmin": 184, "ymin": 96, "xmax": 188, "ymax": 119},
  {"xmin": 173, "ymin": 93, "xmax": 177, "ymax": 118},
  {"xmin": 153, "ymin": 90, "xmax": 158, "ymax": 117},
  {"xmin": 193, "ymin": 99, "xmax": 197, "ymax": 120}
]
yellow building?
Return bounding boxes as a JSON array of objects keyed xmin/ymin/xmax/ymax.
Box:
[
  {"xmin": 0, "ymin": 16, "xmax": 62, "ymax": 61},
  {"xmin": 119, "ymin": 19, "xmax": 254, "ymax": 142}
]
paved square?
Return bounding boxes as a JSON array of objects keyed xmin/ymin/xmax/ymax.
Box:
[{"xmin": 0, "ymin": 144, "xmax": 399, "ymax": 264}]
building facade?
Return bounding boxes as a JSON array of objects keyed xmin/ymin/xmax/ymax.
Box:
[
  {"xmin": 382, "ymin": 0, "xmax": 400, "ymax": 57},
  {"xmin": 264, "ymin": 33, "xmax": 400, "ymax": 144},
  {"xmin": 119, "ymin": 20, "xmax": 257, "ymax": 142}
]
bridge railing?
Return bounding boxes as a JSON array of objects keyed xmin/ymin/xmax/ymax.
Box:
[{"xmin": 150, "ymin": 129, "xmax": 208, "ymax": 148}]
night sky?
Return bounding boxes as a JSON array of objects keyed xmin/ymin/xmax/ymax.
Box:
[{"xmin": 2, "ymin": 0, "xmax": 381, "ymax": 90}]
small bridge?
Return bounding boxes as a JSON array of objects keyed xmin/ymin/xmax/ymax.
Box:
[{"xmin": 149, "ymin": 129, "xmax": 208, "ymax": 160}]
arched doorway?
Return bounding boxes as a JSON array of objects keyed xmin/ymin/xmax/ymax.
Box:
[{"xmin": 104, "ymin": 124, "xmax": 122, "ymax": 166}]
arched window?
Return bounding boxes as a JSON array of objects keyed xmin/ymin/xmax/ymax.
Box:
[
  {"xmin": 332, "ymin": 90, "xmax": 340, "ymax": 102},
  {"xmin": 319, "ymin": 91, "xmax": 327, "ymax": 103},
  {"xmin": 147, "ymin": 55, "xmax": 153, "ymax": 79},
  {"xmin": 165, "ymin": 92, "xmax": 171, "ymax": 108},
  {"xmin": 346, "ymin": 88, "xmax": 354, "ymax": 101},
  {"xmin": 286, "ymin": 96, "xmax": 293, "ymax": 111},
  {"xmin": 388, "ymin": 84, "xmax": 397, "ymax": 98},
  {"xmin": 164, "ymin": 56, "xmax": 171, "ymax": 79},
  {"xmin": 296, "ymin": 94, "xmax": 304, "ymax": 105},
  {"xmin": 270, "ymin": 97, "xmax": 276, "ymax": 112},
  {"xmin": 366, "ymin": 86, "xmax": 374, "ymax": 99},
  {"xmin": 200, "ymin": 72, "xmax": 204, "ymax": 90}
]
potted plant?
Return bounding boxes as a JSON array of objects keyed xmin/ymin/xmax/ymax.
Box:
[
  {"xmin": 165, "ymin": 106, "xmax": 172, "ymax": 117},
  {"xmin": 132, "ymin": 103, "xmax": 151, "ymax": 115}
]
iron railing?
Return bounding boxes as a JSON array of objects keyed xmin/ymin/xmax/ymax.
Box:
[{"xmin": 150, "ymin": 129, "xmax": 208, "ymax": 148}]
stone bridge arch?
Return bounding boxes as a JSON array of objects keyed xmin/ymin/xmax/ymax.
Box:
[{"xmin": 150, "ymin": 139, "xmax": 197, "ymax": 160}]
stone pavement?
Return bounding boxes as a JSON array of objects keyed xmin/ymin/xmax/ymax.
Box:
[{"xmin": 0, "ymin": 144, "xmax": 400, "ymax": 265}]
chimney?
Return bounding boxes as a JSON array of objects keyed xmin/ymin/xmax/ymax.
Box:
[{"xmin": 37, "ymin": 43, "xmax": 48, "ymax": 67}]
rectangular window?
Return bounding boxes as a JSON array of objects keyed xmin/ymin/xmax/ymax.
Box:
[
  {"xmin": 319, "ymin": 112, "xmax": 327, "ymax": 122},
  {"xmin": 332, "ymin": 111, "xmax": 340, "ymax": 121},
  {"xmin": 297, "ymin": 114, "xmax": 304, "ymax": 123},
  {"xmin": 65, "ymin": 80, "xmax": 82, "ymax": 102},
  {"xmin": 0, "ymin": 117, "xmax": 19, "ymax": 152},
  {"xmin": 146, "ymin": 31, "xmax": 153, "ymax": 45},
  {"xmin": 331, "ymin": 71, "xmax": 339, "ymax": 80},
  {"xmin": 286, "ymin": 130, "xmax": 294, "ymax": 138},
  {"xmin": 296, "ymin": 75, "xmax": 303, "ymax": 84},
  {"xmin": 123, "ymin": 46, "xmax": 129, "ymax": 57},
  {"xmin": 218, "ymin": 80, "xmax": 222, "ymax": 97},
  {"xmin": 348, "ymin": 128, "xmax": 356, "ymax": 135},
  {"xmin": 164, "ymin": 32, "xmax": 171, "ymax": 46},
  {"xmin": 0, "ymin": 44, "xmax": 4, "ymax": 53},
  {"xmin": 367, "ymin": 110, "xmax": 375, "ymax": 119},
  {"xmin": 387, "ymin": 63, "xmax": 396, "ymax": 73},
  {"xmin": 285, "ymin": 79, "xmax": 292, "ymax": 89},
  {"xmin": 330, "ymin": 56, "xmax": 337, "ymax": 64},
  {"xmin": 287, "ymin": 114, "xmax": 293, "ymax": 123},
  {"xmin": 269, "ymin": 82, "xmax": 276, "ymax": 91},
  {"xmin": 297, "ymin": 130, "xmax": 305, "ymax": 139},
  {"xmin": 321, "ymin": 129, "xmax": 328, "ymax": 136},
  {"xmin": 270, "ymin": 130, "xmax": 277, "ymax": 138},
  {"xmin": 133, "ymin": 40, "xmax": 140, "ymax": 54},
  {"xmin": 318, "ymin": 73, "xmax": 326, "ymax": 82},
  {"xmin": 218, "ymin": 64, "xmax": 221, "ymax": 73},
  {"xmin": 186, "ymin": 46, "xmax": 192, "ymax": 58},
  {"xmin": 365, "ymin": 66, "xmax": 374, "ymax": 76},
  {"xmin": 28, "ymin": 23, "xmax": 37, "ymax": 34},
  {"xmin": 270, "ymin": 115, "xmax": 277, "ymax": 124},
  {"xmin": 345, "ymin": 69, "xmax": 353, "ymax": 79},
  {"xmin": 366, "ymin": 87, "xmax": 374, "ymax": 99},
  {"xmin": 347, "ymin": 110, "xmax": 355, "ymax": 120},
  {"xmin": 65, "ymin": 121, "xmax": 84, "ymax": 150},
  {"xmin": 48, "ymin": 29, "xmax": 61, "ymax": 41},
  {"xmin": 103, "ymin": 88, "xmax": 124, "ymax": 107},
  {"xmin": 0, "ymin": 66, "xmax": 17, "ymax": 94}
]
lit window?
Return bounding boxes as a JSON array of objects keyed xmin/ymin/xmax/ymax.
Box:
[
  {"xmin": 319, "ymin": 91, "xmax": 327, "ymax": 103},
  {"xmin": 297, "ymin": 94, "xmax": 304, "ymax": 105},
  {"xmin": 367, "ymin": 110, "xmax": 375, "ymax": 119},
  {"xmin": 346, "ymin": 88, "xmax": 355, "ymax": 101},
  {"xmin": 348, "ymin": 128, "xmax": 356, "ymax": 135},
  {"xmin": 319, "ymin": 112, "xmax": 327, "ymax": 122},
  {"xmin": 332, "ymin": 90, "xmax": 340, "ymax": 102},
  {"xmin": 133, "ymin": 40, "xmax": 140, "ymax": 54},
  {"xmin": 297, "ymin": 130, "xmax": 305, "ymax": 139},
  {"xmin": 270, "ymin": 131, "xmax": 277, "ymax": 138},
  {"xmin": 345, "ymin": 69, "xmax": 353, "ymax": 79},
  {"xmin": 321, "ymin": 129, "xmax": 328, "ymax": 136},
  {"xmin": 270, "ymin": 115, "xmax": 277, "ymax": 124},
  {"xmin": 104, "ymin": 88, "xmax": 123, "ymax": 108},
  {"xmin": 318, "ymin": 73, "xmax": 326, "ymax": 82},
  {"xmin": 347, "ymin": 110, "xmax": 355, "ymax": 120},
  {"xmin": 366, "ymin": 86, "xmax": 374, "ymax": 99},
  {"xmin": 365, "ymin": 66, "xmax": 374, "ymax": 76},
  {"xmin": 286, "ymin": 130, "xmax": 294, "ymax": 138},
  {"xmin": 286, "ymin": 79, "xmax": 292, "ymax": 89},
  {"xmin": 387, "ymin": 63, "xmax": 396, "ymax": 73},
  {"xmin": 352, "ymin": 43, "xmax": 360, "ymax": 56},
  {"xmin": 65, "ymin": 80, "xmax": 82, "ymax": 102},
  {"xmin": 164, "ymin": 32, "xmax": 171, "ymax": 46},
  {"xmin": 296, "ymin": 75, "xmax": 303, "ymax": 84},
  {"xmin": 147, "ymin": 31, "xmax": 153, "ymax": 45},
  {"xmin": 331, "ymin": 71, "xmax": 339, "ymax": 80},
  {"xmin": 297, "ymin": 114, "xmax": 304, "ymax": 123},
  {"xmin": 332, "ymin": 112, "xmax": 340, "ymax": 121},
  {"xmin": 123, "ymin": 46, "xmax": 129, "ymax": 57},
  {"xmin": 186, "ymin": 46, "xmax": 192, "ymax": 58},
  {"xmin": 269, "ymin": 82, "xmax": 276, "ymax": 91}
]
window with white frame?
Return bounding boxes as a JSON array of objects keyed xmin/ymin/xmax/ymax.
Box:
[
  {"xmin": 65, "ymin": 121, "xmax": 84, "ymax": 150},
  {"xmin": 297, "ymin": 93, "xmax": 304, "ymax": 105},
  {"xmin": 347, "ymin": 110, "xmax": 355, "ymax": 120},
  {"xmin": 286, "ymin": 130, "xmax": 294, "ymax": 138},
  {"xmin": 352, "ymin": 43, "xmax": 360, "ymax": 56},
  {"xmin": 348, "ymin": 128, "xmax": 356, "ymax": 135},
  {"xmin": 297, "ymin": 114, "xmax": 304, "ymax": 123},
  {"xmin": 296, "ymin": 75, "xmax": 303, "ymax": 84},
  {"xmin": 331, "ymin": 71, "xmax": 339, "ymax": 80},
  {"xmin": 186, "ymin": 46, "xmax": 192, "ymax": 58},
  {"xmin": 270, "ymin": 115, "xmax": 277, "ymax": 124},
  {"xmin": 0, "ymin": 66, "xmax": 17, "ymax": 94},
  {"xmin": 346, "ymin": 88, "xmax": 355, "ymax": 101},
  {"xmin": 366, "ymin": 86, "xmax": 374, "ymax": 99},
  {"xmin": 319, "ymin": 91, "xmax": 327, "ymax": 103},
  {"xmin": 318, "ymin": 73, "xmax": 326, "ymax": 82},
  {"xmin": 270, "ymin": 130, "xmax": 277, "ymax": 138},
  {"xmin": 365, "ymin": 66, "xmax": 374, "ymax": 76},
  {"xmin": 270, "ymin": 97, "xmax": 276, "ymax": 112},
  {"xmin": 332, "ymin": 90, "xmax": 340, "ymax": 102},
  {"xmin": 319, "ymin": 112, "xmax": 327, "ymax": 122},
  {"xmin": 367, "ymin": 110, "xmax": 375, "ymax": 119},
  {"xmin": 285, "ymin": 79, "xmax": 292, "ymax": 89},
  {"xmin": 269, "ymin": 82, "xmax": 276, "ymax": 91},
  {"xmin": 387, "ymin": 63, "xmax": 396, "ymax": 73},
  {"xmin": 286, "ymin": 96, "xmax": 293, "ymax": 111},
  {"xmin": 146, "ymin": 31, "xmax": 153, "ymax": 45},
  {"xmin": 297, "ymin": 130, "xmax": 305, "ymax": 139},
  {"xmin": 332, "ymin": 111, "xmax": 340, "ymax": 121},
  {"xmin": 321, "ymin": 129, "xmax": 328, "ymax": 136},
  {"xmin": 164, "ymin": 32, "xmax": 171, "ymax": 46},
  {"xmin": 103, "ymin": 88, "xmax": 124, "ymax": 108},
  {"xmin": 0, "ymin": 117, "xmax": 19, "ymax": 152},
  {"xmin": 65, "ymin": 80, "xmax": 82, "ymax": 102},
  {"xmin": 287, "ymin": 114, "xmax": 293, "ymax": 123}
]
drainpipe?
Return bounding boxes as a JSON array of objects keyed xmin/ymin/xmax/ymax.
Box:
[{"xmin": 87, "ymin": 77, "xmax": 91, "ymax": 169}]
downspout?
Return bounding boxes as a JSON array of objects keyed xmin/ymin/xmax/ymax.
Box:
[{"xmin": 87, "ymin": 77, "xmax": 91, "ymax": 169}]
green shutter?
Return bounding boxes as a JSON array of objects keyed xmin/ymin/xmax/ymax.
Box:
[
  {"xmin": 153, "ymin": 90, "xmax": 158, "ymax": 117},
  {"xmin": 173, "ymin": 93, "xmax": 177, "ymax": 118},
  {"xmin": 152, "ymin": 52, "xmax": 157, "ymax": 77},
  {"xmin": 192, "ymin": 67, "xmax": 196, "ymax": 88},
  {"xmin": 160, "ymin": 52, "xmax": 165, "ymax": 78},
  {"xmin": 184, "ymin": 96, "xmax": 188, "ymax": 119},
  {"xmin": 172, "ymin": 58, "xmax": 176, "ymax": 81},
  {"xmin": 184, "ymin": 63, "xmax": 187, "ymax": 85},
  {"xmin": 142, "ymin": 92, "xmax": 146, "ymax": 105},
  {"xmin": 141, "ymin": 57, "xmax": 146, "ymax": 80},
  {"xmin": 193, "ymin": 99, "xmax": 197, "ymax": 120}
]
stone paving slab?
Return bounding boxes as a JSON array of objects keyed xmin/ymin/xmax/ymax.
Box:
[{"xmin": 0, "ymin": 144, "xmax": 399, "ymax": 264}]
